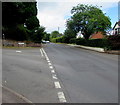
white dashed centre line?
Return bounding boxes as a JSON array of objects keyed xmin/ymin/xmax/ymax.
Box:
[
  {"xmin": 51, "ymin": 69, "xmax": 55, "ymax": 73},
  {"xmin": 58, "ymin": 92, "xmax": 67, "ymax": 103},
  {"xmin": 49, "ymin": 66, "xmax": 53, "ymax": 69},
  {"xmin": 47, "ymin": 61, "xmax": 50, "ymax": 63},
  {"xmin": 41, "ymin": 48, "xmax": 67, "ymax": 103},
  {"xmin": 54, "ymin": 81, "xmax": 61, "ymax": 89},
  {"xmin": 52, "ymin": 74, "xmax": 58, "ymax": 79},
  {"xmin": 48, "ymin": 62, "xmax": 52, "ymax": 66}
]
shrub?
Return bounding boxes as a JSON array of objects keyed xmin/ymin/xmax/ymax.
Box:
[
  {"xmin": 76, "ymin": 38, "xmax": 110, "ymax": 50},
  {"xmin": 61, "ymin": 36, "xmax": 70, "ymax": 43},
  {"xmin": 108, "ymin": 35, "xmax": 120, "ymax": 50},
  {"xmin": 51, "ymin": 38, "xmax": 57, "ymax": 43},
  {"xmin": 76, "ymin": 38, "xmax": 87, "ymax": 45},
  {"xmin": 69, "ymin": 38, "xmax": 76, "ymax": 44}
]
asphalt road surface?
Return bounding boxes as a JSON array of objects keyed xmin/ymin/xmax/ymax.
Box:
[{"xmin": 2, "ymin": 43, "xmax": 118, "ymax": 103}]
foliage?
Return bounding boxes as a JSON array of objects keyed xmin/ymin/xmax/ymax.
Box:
[
  {"xmin": 76, "ymin": 38, "xmax": 110, "ymax": 49},
  {"xmin": 69, "ymin": 38, "xmax": 76, "ymax": 44},
  {"xmin": 51, "ymin": 36, "xmax": 63, "ymax": 43},
  {"xmin": 66, "ymin": 4, "xmax": 111, "ymax": 40},
  {"xmin": 3, "ymin": 24, "xmax": 29, "ymax": 41},
  {"xmin": 43, "ymin": 32, "xmax": 50, "ymax": 41},
  {"xmin": 63, "ymin": 28, "xmax": 76, "ymax": 43},
  {"xmin": 50, "ymin": 31, "xmax": 60, "ymax": 38},
  {"xmin": 25, "ymin": 16, "xmax": 40, "ymax": 30},
  {"xmin": 32, "ymin": 26, "xmax": 45, "ymax": 43},
  {"xmin": 2, "ymin": 2, "xmax": 44, "ymax": 42},
  {"xmin": 107, "ymin": 35, "xmax": 120, "ymax": 50}
]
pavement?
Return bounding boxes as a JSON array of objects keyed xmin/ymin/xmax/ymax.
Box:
[
  {"xmin": 67, "ymin": 44, "xmax": 120, "ymax": 55},
  {"xmin": 2, "ymin": 43, "xmax": 118, "ymax": 103},
  {"xmin": 2, "ymin": 86, "xmax": 32, "ymax": 103}
]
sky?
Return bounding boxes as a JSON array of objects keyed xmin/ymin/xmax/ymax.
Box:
[{"xmin": 37, "ymin": 0, "xmax": 119, "ymax": 34}]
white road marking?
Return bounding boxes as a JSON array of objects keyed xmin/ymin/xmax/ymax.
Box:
[
  {"xmin": 54, "ymin": 81, "xmax": 61, "ymax": 88},
  {"xmin": 46, "ymin": 58, "xmax": 50, "ymax": 61},
  {"xmin": 41, "ymin": 48, "xmax": 50, "ymax": 61},
  {"xmin": 52, "ymin": 74, "xmax": 58, "ymax": 79},
  {"xmin": 51, "ymin": 69, "xmax": 55, "ymax": 73},
  {"xmin": 48, "ymin": 62, "xmax": 52, "ymax": 66},
  {"xmin": 49, "ymin": 66, "xmax": 53, "ymax": 69},
  {"xmin": 16, "ymin": 51, "xmax": 22, "ymax": 53},
  {"xmin": 58, "ymin": 92, "xmax": 67, "ymax": 103},
  {"xmin": 47, "ymin": 60, "xmax": 50, "ymax": 63},
  {"xmin": 41, "ymin": 48, "xmax": 67, "ymax": 103},
  {"xmin": 40, "ymin": 49, "xmax": 44, "ymax": 57}
]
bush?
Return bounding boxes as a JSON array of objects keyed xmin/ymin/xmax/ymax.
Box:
[
  {"xmin": 108, "ymin": 35, "xmax": 120, "ymax": 50},
  {"xmin": 76, "ymin": 38, "xmax": 87, "ymax": 45},
  {"xmin": 51, "ymin": 38, "xmax": 57, "ymax": 43},
  {"xmin": 76, "ymin": 38, "xmax": 110, "ymax": 50},
  {"xmin": 69, "ymin": 38, "xmax": 76, "ymax": 44},
  {"xmin": 61, "ymin": 36, "xmax": 70, "ymax": 43}
]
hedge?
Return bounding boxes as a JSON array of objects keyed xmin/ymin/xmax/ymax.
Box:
[
  {"xmin": 51, "ymin": 35, "xmax": 120, "ymax": 50},
  {"xmin": 76, "ymin": 38, "xmax": 110, "ymax": 50},
  {"xmin": 69, "ymin": 38, "xmax": 76, "ymax": 44}
]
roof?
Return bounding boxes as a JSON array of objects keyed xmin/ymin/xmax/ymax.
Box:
[{"xmin": 90, "ymin": 32, "xmax": 105, "ymax": 39}]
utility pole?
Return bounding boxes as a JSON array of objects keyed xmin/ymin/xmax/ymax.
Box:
[{"xmin": 58, "ymin": 27, "xmax": 59, "ymax": 33}]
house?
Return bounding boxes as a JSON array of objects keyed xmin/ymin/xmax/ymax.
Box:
[
  {"xmin": 90, "ymin": 32, "xmax": 105, "ymax": 39},
  {"xmin": 112, "ymin": 21, "xmax": 120, "ymax": 35},
  {"xmin": 76, "ymin": 31, "xmax": 83, "ymax": 38}
]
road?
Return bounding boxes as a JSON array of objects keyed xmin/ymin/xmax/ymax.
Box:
[{"xmin": 2, "ymin": 43, "xmax": 118, "ymax": 103}]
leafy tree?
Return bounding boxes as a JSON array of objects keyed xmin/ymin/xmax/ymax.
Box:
[
  {"xmin": 2, "ymin": 2, "xmax": 41, "ymax": 41},
  {"xmin": 43, "ymin": 32, "xmax": 50, "ymax": 41},
  {"xmin": 66, "ymin": 4, "xmax": 111, "ymax": 40},
  {"xmin": 32, "ymin": 26, "xmax": 45, "ymax": 42},
  {"xmin": 25, "ymin": 16, "xmax": 39, "ymax": 30},
  {"xmin": 50, "ymin": 31, "xmax": 60, "ymax": 38}
]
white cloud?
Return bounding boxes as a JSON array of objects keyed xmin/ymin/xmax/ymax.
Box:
[{"xmin": 37, "ymin": 1, "xmax": 118, "ymax": 33}]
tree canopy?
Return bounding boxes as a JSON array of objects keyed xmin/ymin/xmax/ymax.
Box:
[
  {"xmin": 65, "ymin": 4, "xmax": 111, "ymax": 40},
  {"xmin": 2, "ymin": 2, "xmax": 44, "ymax": 41},
  {"xmin": 50, "ymin": 31, "xmax": 60, "ymax": 38}
]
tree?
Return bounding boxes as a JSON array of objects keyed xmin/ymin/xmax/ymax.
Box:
[
  {"xmin": 43, "ymin": 32, "xmax": 50, "ymax": 41},
  {"xmin": 50, "ymin": 31, "xmax": 60, "ymax": 38},
  {"xmin": 63, "ymin": 28, "xmax": 76, "ymax": 43},
  {"xmin": 66, "ymin": 4, "xmax": 111, "ymax": 40},
  {"xmin": 32, "ymin": 26, "xmax": 45, "ymax": 42},
  {"xmin": 25, "ymin": 16, "xmax": 39, "ymax": 30},
  {"xmin": 2, "ymin": 2, "xmax": 40, "ymax": 41}
]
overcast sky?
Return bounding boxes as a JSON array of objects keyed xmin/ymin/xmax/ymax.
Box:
[{"xmin": 37, "ymin": 0, "xmax": 119, "ymax": 33}]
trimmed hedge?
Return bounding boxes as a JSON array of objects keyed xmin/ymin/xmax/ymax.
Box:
[
  {"xmin": 76, "ymin": 38, "xmax": 110, "ymax": 50},
  {"xmin": 108, "ymin": 35, "xmax": 120, "ymax": 50},
  {"xmin": 69, "ymin": 38, "xmax": 76, "ymax": 44},
  {"xmin": 51, "ymin": 35, "xmax": 120, "ymax": 50}
]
